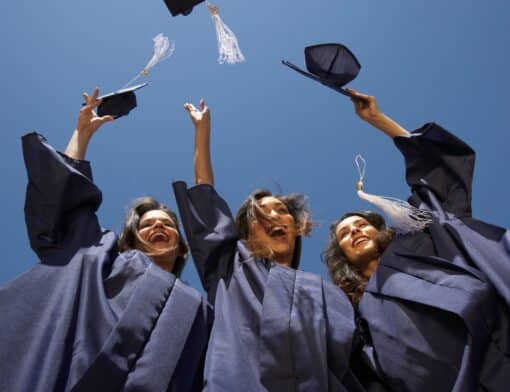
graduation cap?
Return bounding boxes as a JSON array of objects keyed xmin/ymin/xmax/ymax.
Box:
[
  {"xmin": 163, "ymin": 0, "xmax": 205, "ymax": 16},
  {"xmin": 282, "ymin": 43, "xmax": 361, "ymax": 98},
  {"xmin": 96, "ymin": 83, "xmax": 148, "ymax": 119}
]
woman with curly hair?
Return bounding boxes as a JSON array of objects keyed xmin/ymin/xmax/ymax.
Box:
[
  {"xmin": 0, "ymin": 89, "xmax": 208, "ymax": 392},
  {"xmin": 325, "ymin": 89, "xmax": 510, "ymax": 391},
  {"xmin": 173, "ymin": 99, "xmax": 359, "ymax": 391}
]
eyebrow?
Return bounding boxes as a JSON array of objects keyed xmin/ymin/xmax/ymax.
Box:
[
  {"xmin": 260, "ymin": 199, "xmax": 287, "ymax": 209},
  {"xmin": 139, "ymin": 217, "xmax": 175, "ymax": 226},
  {"xmin": 337, "ymin": 218, "xmax": 366, "ymax": 234}
]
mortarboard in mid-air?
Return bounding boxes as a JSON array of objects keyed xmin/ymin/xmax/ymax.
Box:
[
  {"xmin": 97, "ymin": 83, "xmax": 148, "ymax": 118},
  {"xmin": 163, "ymin": 0, "xmax": 205, "ymax": 16},
  {"xmin": 282, "ymin": 43, "xmax": 361, "ymax": 98}
]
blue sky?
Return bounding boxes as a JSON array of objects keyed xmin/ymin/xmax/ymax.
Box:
[{"xmin": 1, "ymin": 0, "xmax": 509, "ymax": 287}]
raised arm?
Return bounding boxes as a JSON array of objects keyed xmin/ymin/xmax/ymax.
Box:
[
  {"xmin": 24, "ymin": 88, "xmax": 113, "ymax": 262},
  {"xmin": 347, "ymin": 89, "xmax": 409, "ymax": 138},
  {"xmin": 65, "ymin": 88, "xmax": 114, "ymax": 160},
  {"xmin": 347, "ymin": 90, "xmax": 475, "ymax": 215},
  {"xmin": 184, "ymin": 99, "xmax": 214, "ymax": 185}
]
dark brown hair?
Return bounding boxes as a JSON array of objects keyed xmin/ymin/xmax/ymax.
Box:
[
  {"xmin": 118, "ymin": 197, "xmax": 188, "ymax": 276},
  {"xmin": 324, "ymin": 211, "xmax": 393, "ymax": 305},
  {"xmin": 234, "ymin": 189, "xmax": 313, "ymax": 268}
]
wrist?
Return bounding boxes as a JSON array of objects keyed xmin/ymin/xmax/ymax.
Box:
[
  {"xmin": 366, "ymin": 112, "xmax": 389, "ymax": 128},
  {"xmin": 76, "ymin": 128, "xmax": 95, "ymax": 144}
]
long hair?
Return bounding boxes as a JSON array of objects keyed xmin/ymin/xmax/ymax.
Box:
[
  {"xmin": 324, "ymin": 211, "xmax": 393, "ymax": 305},
  {"xmin": 234, "ymin": 189, "xmax": 313, "ymax": 268},
  {"xmin": 118, "ymin": 197, "xmax": 188, "ymax": 276}
]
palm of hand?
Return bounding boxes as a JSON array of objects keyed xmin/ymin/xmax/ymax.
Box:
[
  {"xmin": 77, "ymin": 88, "xmax": 114, "ymax": 136},
  {"xmin": 184, "ymin": 100, "xmax": 210, "ymax": 127}
]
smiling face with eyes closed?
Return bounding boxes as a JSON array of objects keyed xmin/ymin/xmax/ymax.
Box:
[{"xmin": 335, "ymin": 215, "xmax": 380, "ymax": 272}]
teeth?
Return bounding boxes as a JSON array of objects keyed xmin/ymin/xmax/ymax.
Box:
[{"xmin": 354, "ymin": 237, "xmax": 368, "ymax": 246}]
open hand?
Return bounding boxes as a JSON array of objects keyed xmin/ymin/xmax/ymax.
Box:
[
  {"xmin": 184, "ymin": 99, "xmax": 210, "ymax": 129},
  {"xmin": 76, "ymin": 88, "xmax": 114, "ymax": 137}
]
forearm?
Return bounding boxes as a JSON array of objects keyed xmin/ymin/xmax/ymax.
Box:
[
  {"xmin": 64, "ymin": 129, "xmax": 93, "ymax": 160},
  {"xmin": 368, "ymin": 113, "xmax": 409, "ymax": 138},
  {"xmin": 194, "ymin": 125, "xmax": 214, "ymax": 185}
]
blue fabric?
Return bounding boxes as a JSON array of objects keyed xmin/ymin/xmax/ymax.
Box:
[
  {"xmin": 358, "ymin": 123, "xmax": 510, "ymax": 391},
  {"xmin": 0, "ymin": 133, "xmax": 208, "ymax": 392},
  {"xmin": 173, "ymin": 181, "xmax": 358, "ymax": 391}
]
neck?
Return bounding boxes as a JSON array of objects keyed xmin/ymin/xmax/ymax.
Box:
[
  {"xmin": 151, "ymin": 254, "xmax": 176, "ymax": 273},
  {"xmin": 273, "ymin": 253, "xmax": 293, "ymax": 268},
  {"xmin": 361, "ymin": 258, "xmax": 379, "ymax": 279}
]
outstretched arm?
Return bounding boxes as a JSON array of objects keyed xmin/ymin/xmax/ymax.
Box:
[
  {"xmin": 184, "ymin": 99, "xmax": 214, "ymax": 185},
  {"xmin": 65, "ymin": 88, "xmax": 114, "ymax": 160},
  {"xmin": 347, "ymin": 89, "xmax": 409, "ymax": 138}
]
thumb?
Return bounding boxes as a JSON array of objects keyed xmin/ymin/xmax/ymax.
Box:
[{"xmin": 99, "ymin": 115, "xmax": 115, "ymax": 125}]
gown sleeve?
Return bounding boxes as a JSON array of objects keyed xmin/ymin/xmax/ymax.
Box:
[
  {"xmin": 173, "ymin": 181, "xmax": 239, "ymax": 300},
  {"xmin": 393, "ymin": 122, "xmax": 475, "ymax": 217},
  {"xmin": 22, "ymin": 132, "xmax": 103, "ymax": 262}
]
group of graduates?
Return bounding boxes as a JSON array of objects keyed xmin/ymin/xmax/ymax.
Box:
[{"xmin": 1, "ymin": 82, "xmax": 510, "ymax": 392}]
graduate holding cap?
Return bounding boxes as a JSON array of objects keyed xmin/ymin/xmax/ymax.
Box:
[
  {"xmin": 322, "ymin": 90, "xmax": 510, "ymax": 391},
  {"xmin": 171, "ymin": 100, "xmax": 365, "ymax": 391},
  {"xmin": 0, "ymin": 88, "xmax": 209, "ymax": 392}
]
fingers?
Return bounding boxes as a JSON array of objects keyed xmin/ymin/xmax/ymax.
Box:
[
  {"xmin": 82, "ymin": 88, "xmax": 102, "ymax": 110},
  {"xmin": 91, "ymin": 87, "xmax": 100, "ymax": 102},
  {"xmin": 199, "ymin": 98, "xmax": 206, "ymax": 111},
  {"xmin": 99, "ymin": 115, "xmax": 115, "ymax": 124},
  {"xmin": 184, "ymin": 103, "xmax": 197, "ymax": 113},
  {"xmin": 347, "ymin": 88, "xmax": 371, "ymax": 101}
]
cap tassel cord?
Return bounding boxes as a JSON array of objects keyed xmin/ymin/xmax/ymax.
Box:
[
  {"xmin": 207, "ymin": 3, "xmax": 245, "ymax": 64},
  {"xmin": 124, "ymin": 33, "xmax": 175, "ymax": 88},
  {"xmin": 355, "ymin": 154, "xmax": 432, "ymax": 234}
]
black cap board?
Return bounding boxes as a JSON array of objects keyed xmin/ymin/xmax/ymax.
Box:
[
  {"xmin": 96, "ymin": 83, "xmax": 148, "ymax": 119},
  {"xmin": 282, "ymin": 43, "xmax": 361, "ymax": 98},
  {"xmin": 163, "ymin": 0, "xmax": 205, "ymax": 16}
]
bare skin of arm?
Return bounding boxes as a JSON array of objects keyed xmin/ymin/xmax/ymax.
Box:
[
  {"xmin": 64, "ymin": 88, "xmax": 114, "ymax": 160},
  {"xmin": 184, "ymin": 99, "xmax": 214, "ymax": 186},
  {"xmin": 347, "ymin": 89, "xmax": 410, "ymax": 138}
]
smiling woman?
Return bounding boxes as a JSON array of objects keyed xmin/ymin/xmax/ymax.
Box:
[
  {"xmin": 0, "ymin": 88, "xmax": 208, "ymax": 392},
  {"xmin": 325, "ymin": 211, "xmax": 393, "ymax": 304},
  {"xmin": 119, "ymin": 197, "xmax": 188, "ymax": 275},
  {"xmin": 172, "ymin": 99, "xmax": 360, "ymax": 391},
  {"xmin": 235, "ymin": 189, "xmax": 312, "ymax": 268},
  {"xmin": 325, "ymin": 89, "xmax": 510, "ymax": 391}
]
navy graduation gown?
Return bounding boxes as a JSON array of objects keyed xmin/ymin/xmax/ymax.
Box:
[
  {"xmin": 359, "ymin": 123, "xmax": 510, "ymax": 391},
  {"xmin": 173, "ymin": 182, "xmax": 358, "ymax": 391},
  {"xmin": 0, "ymin": 133, "xmax": 209, "ymax": 392}
]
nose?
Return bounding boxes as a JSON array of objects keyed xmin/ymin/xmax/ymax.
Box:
[
  {"xmin": 153, "ymin": 220, "xmax": 164, "ymax": 228},
  {"xmin": 351, "ymin": 226, "xmax": 361, "ymax": 235}
]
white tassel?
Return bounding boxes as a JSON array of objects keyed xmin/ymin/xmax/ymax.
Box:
[
  {"xmin": 208, "ymin": 3, "xmax": 245, "ymax": 64},
  {"xmin": 355, "ymin": 155, "xmax": 432, "ymax": 234},
  {"xmin": 124, "ymin": 33, "xmax": 175, "ymax": 87}
]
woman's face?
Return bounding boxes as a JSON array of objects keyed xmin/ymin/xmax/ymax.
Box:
[
  {"xmin": 136, "ymin": 209, "xmax": 180, "ymax": 252},
  {"xmin": 249, "ymin": 196, "xmax": 297, "ymax": 264},
  {"xmin": 336, "ymin": 216, "xmax": 379, "ymax": 266}
]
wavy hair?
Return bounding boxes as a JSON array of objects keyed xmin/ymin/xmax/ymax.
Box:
[
  {"xmin": 324, "ymin": 211, "xmax": 393, "ymax": 305},
  {"xmin": 118, "ymin": 197, "xmax": 188, "ymax": 276}
]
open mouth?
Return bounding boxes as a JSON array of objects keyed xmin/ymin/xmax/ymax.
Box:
[
  {"xmin": 268, "ymin": 226, "xmax": 287, "ymax": 239},
  {"xmin": 149, "ymin": 232, "xmax": 169, "ymax": 243}
]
